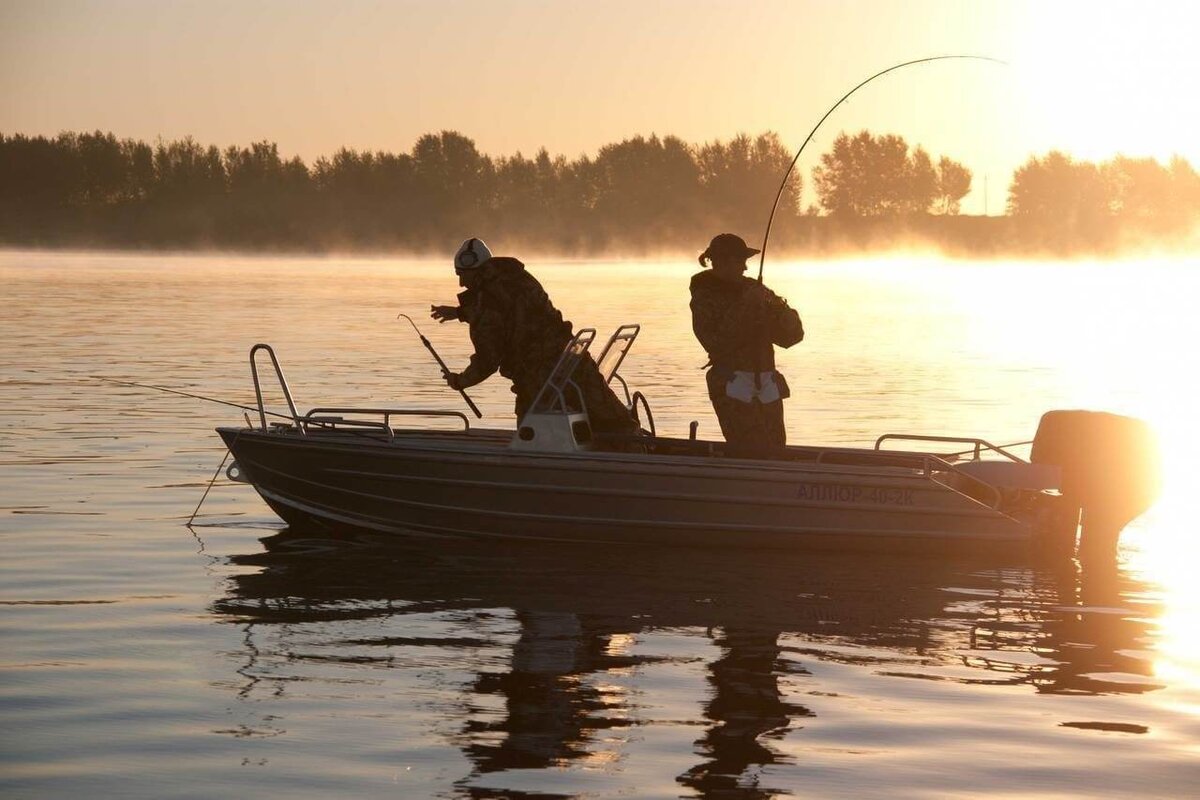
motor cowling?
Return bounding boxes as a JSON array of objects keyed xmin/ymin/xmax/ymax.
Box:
[{"xmin": 1031, "ymin": 410, "xmax": 1161, "ymax": 558}]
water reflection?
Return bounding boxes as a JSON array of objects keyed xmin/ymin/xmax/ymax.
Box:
[
  {"xmin": 678, "ymin": 626, "xmax": 808, "ymax": 799},
  {"xmin": 213, "ymin": 533, "xmax": 1163, "ymax": 797}
]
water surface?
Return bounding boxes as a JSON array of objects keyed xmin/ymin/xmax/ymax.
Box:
[{"xmin": 2, "ymin": 250, "xmax": 1198, "ymax": 798}]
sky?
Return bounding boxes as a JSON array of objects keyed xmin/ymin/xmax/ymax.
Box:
[{"xmin": 2, "ymin": 0, "xmax": 1198, "ymax": 214}]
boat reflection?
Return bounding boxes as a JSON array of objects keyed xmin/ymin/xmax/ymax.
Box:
[{"xmin": 212, "ymin": 532, "xmax": 1163, "ymax": 797}]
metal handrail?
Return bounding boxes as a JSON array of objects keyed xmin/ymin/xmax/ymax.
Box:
[
  {"xmin": 596, "ymin": 324, "xmax": 641, "ymax": 408},
  {"xmin": 303, "ymin": 416, "xmax": 396, "ymax": 438},
  {"xmin": 250, "ymin": 344, "xmax": 304, "ymax": 435},
  {"xmin": 874, "ymin": 434, "xmax": 1026, "ymax": 463},
  {"xmin": 526, "ymin": 328, "xmax": 597, "ymax": 417},
  {"xmin": 305, "ymin": 407, "xmax": 470, "ymax": 431},
  {"xmin": 923, "ymin": 457, "xmax": 1003, "ymax": 510},
  {"xmin": 596, "ymin": 324, "xmax": 640, "ymax": 382},
  {"xmin": 247, "ymin": 345, "xmax": 471, "ymax": 436}
]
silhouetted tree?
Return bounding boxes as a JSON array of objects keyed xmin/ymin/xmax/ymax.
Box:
[
  {"xmin": 220, "ymin": 141, "xmax": 312, "ymax": 244},
  {"xmin": 1101, "ymin": 154, "xmax": 1200, "ymax": 236},
  {"xmin": 491, "ymin": 150, "xmax": 551, "ymax": 242},
  {"xmin": 1008, "ymin": 151, "xmax": 1113, "ymax": 249},
  {"xmin": 695, "ymin": 132, "xmax": 799, "ymax": 236},
  {"xmin": 812, "ymin": 131, "xmax": 945, "ymax": 216},
  {"xmin": 152, "ymin": 137, "xmax": 225, "ymax": 200},
  {"xmin": 1103, "ymin": 156, "xmax": 1169, "ymax": 220},
  {"xmin": 906, "ymin": 147, "xmax": 938, "ymax": 214},
  {"xmin": 1008, "ymin": 151, "xmax": 1106, "ymax": 218},
  {"xmin": 2, "ymin": 128, "xmax": 1196, "ymax": 255},
  {"xmin": 934, "ymin": 156, "xmax": 972, "ymax": 215},
  {"xmin": 1168, "ymin": 156, "xmax": 1200, "ymax": 232},
  {"xmin": 143, "ymin": 137, "xmax": 227, "ymax": 243},
  {"xmin": 312, "ymin": 148, "xmax": 421, "ymax": 245},
  {"xmin": 410, "ymin": 130, "xmax": 494, "ymax": 245},
  {"xmin": 1, "ymin": 134, "xmax": 74, "ymax": 212},
  {"xmin": 70, "ymin": 131, "xmax": 128, "ymax": 205},
  {"xmin": 590, "ymin": 134, "xmax": 702, "ymax": 246}
]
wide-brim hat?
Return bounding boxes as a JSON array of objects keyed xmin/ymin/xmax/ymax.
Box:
[{"xmin": 704, "ymin": 233, "xmax": 760, "ymax": 260}]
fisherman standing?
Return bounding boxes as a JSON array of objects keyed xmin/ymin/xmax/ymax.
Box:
[
  {"xmin": 690, "ymin": 233, "xmax": 804, "ymax": 459},
  {"xmin": 432, "ymin": 238, "xmax": 638, "ymax": 439}
]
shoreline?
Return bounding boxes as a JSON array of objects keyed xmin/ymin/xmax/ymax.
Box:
[{"xmin": 3, "ymin": 233, "xmax": 1198, "ymax": 264}]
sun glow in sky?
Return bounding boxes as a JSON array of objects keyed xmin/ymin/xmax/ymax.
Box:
[
  {"xmin": 2, "ymin": 0, "xmax": 1197, "ymax": 214},
  {"xmin": 1011, "ymin": 2, "xmax": 1200, "ymax": 163}
]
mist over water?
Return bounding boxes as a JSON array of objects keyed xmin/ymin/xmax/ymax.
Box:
[{"xmin": 2, "ymin": 250, "xmax": 1198, "ymax": 798}]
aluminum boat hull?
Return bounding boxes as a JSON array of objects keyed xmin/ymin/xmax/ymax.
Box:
[{"xmin": 218, "ymin": 426, "xmax": 1037, "ymax": 551}]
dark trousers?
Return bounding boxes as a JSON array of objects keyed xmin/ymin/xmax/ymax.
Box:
[{"xmin": 706, "ymin": 369, "xmax": 787, "ymax": 459}]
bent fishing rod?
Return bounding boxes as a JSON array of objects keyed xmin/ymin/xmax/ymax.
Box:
[
  {"xmin": 757, "ymin": 54, "xmax": 1007, "ymax": 282},
  {"xmin": 397, "ymin": 313, "xmax": 483, "ymax": 418}
]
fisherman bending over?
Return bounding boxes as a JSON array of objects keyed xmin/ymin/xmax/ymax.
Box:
[
  {"xmin": 691, "ymin": 233, "xmax": 804, "ymax": 459},
  {"xmin": 432, "ymin": 238, "xmax": 638, "ymax": 439}
]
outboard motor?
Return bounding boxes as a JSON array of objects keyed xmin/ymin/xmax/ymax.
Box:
[{"xmin": 1031, "ymin": 410, "xmax": 1161, "ymax": 559}]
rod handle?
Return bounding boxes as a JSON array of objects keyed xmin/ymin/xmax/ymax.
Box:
[{"xmin": 421, "ymin": 336, "xmax": 483, "ymax": 419}]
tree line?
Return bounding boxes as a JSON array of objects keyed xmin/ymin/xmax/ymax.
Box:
[
  {"xmin": 1007, "ymin": 150, "xmax": 1200, "ymax": 250},
  {"xmin": 1, "ymin": 129, "xmax": 1197, "ymax": 255}
]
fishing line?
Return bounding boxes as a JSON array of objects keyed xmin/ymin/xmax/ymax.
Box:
[
  {"xmin": 92, "ymin": 374, "xmax": 394, "ymax": 440},
  {"xmin": 187, "ymin": 444, "xmax": 233, "ymax": 526},
  {"xmin": 757, "ymin": 54, "xmax": 1007, "ymax": 282},
  {"xmin": 89, "ymin": 375, "xmax": 296, "ymax": 420}
]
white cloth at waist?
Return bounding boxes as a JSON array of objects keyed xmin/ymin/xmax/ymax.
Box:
[{"xmin": 726, "ymin": 370, "xmax": 785, "ymax": 404}]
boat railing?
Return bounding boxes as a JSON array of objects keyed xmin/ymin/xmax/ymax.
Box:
[
  {"xmin": 303, "ymin": 407, "xmax": 470, "ymax": 438},
  {"xmin": 249, "ymin": 344, "xmax": 469, "ymax": 439},
  {"xmin": 874, "ymin": 434, "xmax": 1027, "ymax": 463},
  {"xmin": 250, "ymin": 343, "xmax": 304, "ymax": 435},
  {"xmin": 811, "ymin": 445, "xmax": 1003, "ymax": 509}
]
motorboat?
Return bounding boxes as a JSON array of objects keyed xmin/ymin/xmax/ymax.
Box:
[{"xmin": 217, "ymin": 326, "xmax": 1159, "ymax": 556}]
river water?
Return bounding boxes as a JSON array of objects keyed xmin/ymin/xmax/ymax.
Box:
[{"xmin": 2, "ymin": 249, "xmax": 1198, "ymax": 798}]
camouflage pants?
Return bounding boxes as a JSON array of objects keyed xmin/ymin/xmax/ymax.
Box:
[{"xmin": 706, "ymin": 369, "xmax": 787, "ymax": 460}]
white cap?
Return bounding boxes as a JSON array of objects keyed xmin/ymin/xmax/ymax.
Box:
[{"xmin": 454, "ymin": 238, "xmax": 492, "ymax": 272}]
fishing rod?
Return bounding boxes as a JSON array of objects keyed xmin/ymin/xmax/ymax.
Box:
[
  {"xmin": 757, "ymin": 54, "xmax": 1007, "ymax": 282},
  {"xmin": 397, "ymin": 313, "xmax": 483, "ymax": 419}
]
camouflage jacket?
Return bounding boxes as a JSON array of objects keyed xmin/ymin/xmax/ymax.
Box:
[
  {"xmin": 456, "ymin": 257, "xmax": 573, "ymax": 388},
  {"xmin": 689, "ymin": 270, "xmax": 804, "ymax": 374}
]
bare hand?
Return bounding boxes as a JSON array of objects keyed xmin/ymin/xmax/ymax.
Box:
[
  {"xmin": 443, "ymin": 371, "xmax": 465, "ymax": 391},
  {"xmin": 430, "ymin": 304, "xmax": 460, "ymax": 323}
]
